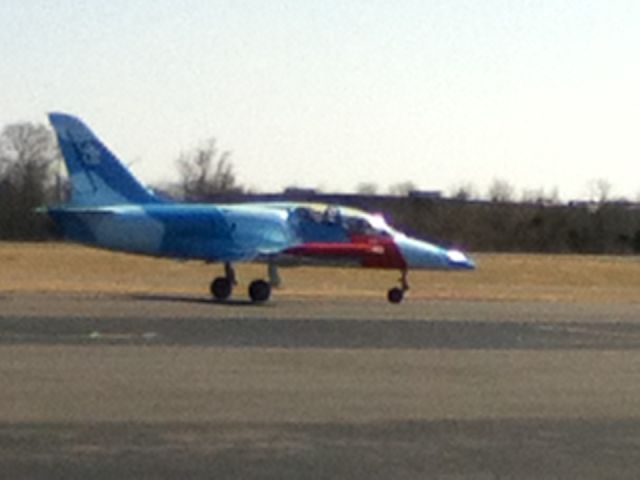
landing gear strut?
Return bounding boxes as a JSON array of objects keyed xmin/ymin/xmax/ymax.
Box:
[
  {"xmin": 387, "ymin": 269, "xmax": 409, "ymax": 304},
  {"xmin": 268, "ymin": 260, "xmax": 281, "ymax": 288}
]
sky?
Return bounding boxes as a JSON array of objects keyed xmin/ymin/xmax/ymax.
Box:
[{"xmin": 1, "ymin": 0, "xmax": 639, "ymax": 199}]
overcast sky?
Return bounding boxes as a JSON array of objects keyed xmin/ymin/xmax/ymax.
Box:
[{"xmin": 2, "ymin": 0, "xmax": 639, "ymax": 199}]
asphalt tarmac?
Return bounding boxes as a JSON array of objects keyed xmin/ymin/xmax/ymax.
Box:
[{"xmin": 2, "ymin": 292, "xmax": 640, "ymax": 479}]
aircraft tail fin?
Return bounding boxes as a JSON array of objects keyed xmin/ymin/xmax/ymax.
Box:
[{"xmin": 48, "ymin": 112, "xmax": 162, "ymax": 206}]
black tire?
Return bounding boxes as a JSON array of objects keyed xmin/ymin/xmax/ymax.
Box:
[
  {"xmin": 249, "ymin": 279, "xmax": 271, "ymax": 303},
  {"xmin": 211, "ymin": 277, "xmax": 232, "ymax": 300},
  {"xmin": 387, "ymin": 287, "xmax": 404, "ymax": 304}
]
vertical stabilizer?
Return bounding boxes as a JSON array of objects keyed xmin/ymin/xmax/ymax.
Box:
[{"xmin": 48, "ymin": 113, "xmax": 161, "ymax": 206}]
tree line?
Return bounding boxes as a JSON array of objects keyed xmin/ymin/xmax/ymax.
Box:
[{"xmin": 1, "ymin": 119, "xmax": 640, "ymax": 254}]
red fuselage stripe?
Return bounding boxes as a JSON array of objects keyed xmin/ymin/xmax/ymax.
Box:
[{"xmin": 284, "ymin": 235, "xmax": 407, "ymax": 270}]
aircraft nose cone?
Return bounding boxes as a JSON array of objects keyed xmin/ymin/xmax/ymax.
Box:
[
  {"xmin": 445, "ymin": 249, "xmax": 476, "ymax": 270},
  {"xmin": 396, "ymin": 235, "xmax": 475, "ymax": 270}
]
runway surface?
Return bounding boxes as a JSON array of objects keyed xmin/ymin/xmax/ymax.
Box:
[{"xmin": 3, "ymin": 292, "xmax": 640, "ymax": 478}]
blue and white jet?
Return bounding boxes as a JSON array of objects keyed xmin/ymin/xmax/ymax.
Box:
[{"xmin": 46, "ymin": 113, "xmax": 474, "ymax": 303}]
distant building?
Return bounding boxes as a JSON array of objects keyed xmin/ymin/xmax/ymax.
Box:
[
  {"xmin": 283, "ymin": 187, "xmax": 318, "ymax": 197},
  {"xmin": 408, "ymin": 190, "xmax": 442, "ymax": 199}
]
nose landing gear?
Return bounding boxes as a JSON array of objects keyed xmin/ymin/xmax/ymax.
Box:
[{"xmin": 387, "ymin": 269, "xmax": 409, "ymax": 304}]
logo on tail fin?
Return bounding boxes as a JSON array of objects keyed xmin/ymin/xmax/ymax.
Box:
[{"xmin": 80, "ymin": 142, "xmax": 101, "ymax": 166}]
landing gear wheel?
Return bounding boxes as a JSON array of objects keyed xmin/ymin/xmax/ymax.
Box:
[
  {"xmin": 211, "ymin": 277, "xmax": 233, "ymax": 301},
  {"xmin": 387, "ymin": 269, "xmax": 409, "ymax": 304},
  {"xmin": 387, "ymin": 287, "xmax": 404, "ymax": 304},
  {"xmin": 249, "ymin": 279, "xmax": 271, "ymax": 303}
]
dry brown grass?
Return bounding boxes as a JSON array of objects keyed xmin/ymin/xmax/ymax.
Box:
[{"xmin": 2, "ymin": 242, "xmax": 640, "ymax": 303}]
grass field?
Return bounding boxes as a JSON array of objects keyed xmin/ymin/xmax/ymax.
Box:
[{"xmin": 2, "ymin": 241, "xmax": 640, "ymax": 303}]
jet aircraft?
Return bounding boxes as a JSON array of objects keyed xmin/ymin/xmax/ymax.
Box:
[{"xmin": 46, "ymin": 113, "xmax": 474, "ymax": 304}]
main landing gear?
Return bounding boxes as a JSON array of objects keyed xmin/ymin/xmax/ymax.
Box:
[
  {"xmin": 210, "ymin": 262, "xmax": 273, "ymax": 303},
  {"xmin": 387, "ymin": 269, "xmax": 409, "ymax": 304}
]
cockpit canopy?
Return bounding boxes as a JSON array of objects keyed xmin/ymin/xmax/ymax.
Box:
[{"xmin": 288, "ymin": 204, "xmax": 396, "ymax": 242}]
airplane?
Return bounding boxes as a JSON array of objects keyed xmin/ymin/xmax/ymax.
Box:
[{"xmin": 45, "ymin": 112, "xmax": 475, "ymax": 304}]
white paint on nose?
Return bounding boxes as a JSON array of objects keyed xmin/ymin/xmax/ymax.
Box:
[
  {"xmin": 446, "ymin": 249, "xmax": 475, "ymax": 269},
  {"xmin": 396, "ymin": 235, "xmax": 475, "ymax": 270}
]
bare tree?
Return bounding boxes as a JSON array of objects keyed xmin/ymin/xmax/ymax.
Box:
[
  {"xmin": 388, "ymin": 181, "xmax": 416, "ymax": 196},
  {"xmin": 587, "ymin": 178, "xmax": 613, "ymax": 204},
  {"xmin": 520, "ymin": 186, "xmax": 561, "ymax": 205},
  {"xmin": 0, "ymin": 122, "xmax": 60, "ymax": 238},
  {"xmin": 487, "ymin": 178, "xmax": 515, "ymax": 202},
  {"xmin": 176, "ymin": 138, "xmax": 241, "ymax": 199},
  {"xmin": 1, "ymin": 123, "xmax": 58, "ymax": 191},
  {"xmin": 356, "ymin": 182, "xmax": 378, "ymax": 195},
  {"xmin": 448, "ymin": 182, "xmax": 477, "ymax": 201}
]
